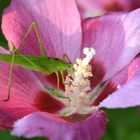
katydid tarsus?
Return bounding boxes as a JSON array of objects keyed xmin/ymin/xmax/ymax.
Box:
[{"xmin": 0, "ymin": 21, "xmax": 72, "ymax": 101}]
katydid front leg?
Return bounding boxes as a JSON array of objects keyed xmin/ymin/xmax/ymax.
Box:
[
  {"xmin": 63, "ymin": 53, "xmax": 71, "ymax": 63},
  {"xmin": 55, "ymin": 54, "xmax": 71, "ymax": 88}
]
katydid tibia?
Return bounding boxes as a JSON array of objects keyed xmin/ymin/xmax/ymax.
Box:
[{"xmin": 0, "ymin": 21, "xmax": 72, "ymax": 101}]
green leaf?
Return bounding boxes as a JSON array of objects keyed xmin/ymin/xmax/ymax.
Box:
[
  {"xmin": 0, "ymin": 53, "xmax": 72, "ymax": 74},
  {"xmin": 0, "ymin": 130, "xmax": 48, "ymax": 140},
  {"xmin": 101, "ymin": 107, "xmax": 140, "ymax": 140},
  {"xmin": 0, "ymin": 0, "xmax": 11, "ymax": 49}
]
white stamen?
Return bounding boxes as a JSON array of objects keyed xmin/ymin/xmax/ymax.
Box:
[
  {"xmin": 83, "ymin": 47, "xmax": 90, "ymax": 55},
  {"xmin": 82, "ymin": 48, "xmax": 96, "ymax": 66},
  {"xmin": 62, "ymin": 47, "xmax": 96, "ymax": 115}
]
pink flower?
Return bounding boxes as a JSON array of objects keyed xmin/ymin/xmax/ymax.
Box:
[
  {"xmin": 1, "ymin": 0, "xmax": 140, "ymax": 140},
  {"xmin": 76, "ymin": 0, "xmax": 140, "ymax": 18}
]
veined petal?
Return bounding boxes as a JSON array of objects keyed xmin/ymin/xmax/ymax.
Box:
[
  {"xmin": 0, "ymin": 47, "xmax": 44, "ymax": 107},
  {"xmin": 12, "ymin": 110, "xmax": 106, "ymax": 140},
  {"xmin": 76, "ymin": 0, "xmax": 140, "ymax": 19},
  {"xmin": 93, "ymin": 63, "xmax": 129, "ymax": 106},
  {"xmin": 99, "ymin": 56, "xmax": 140, "ymax": 108},
  {"xmin": 81, "ymin": 9, "xmax": 140, "ymax": 81},
  {"xmin": 0, "ymin": 47, "xmax": 64, "ymax": 128},
  {"xmin": 90, "ymin": 60, "xmax": 105, "ymax": 89},
  {"xmin": 0, "ymin": 107, "xmax": 36, "ymax": 129},
  {"xmin": 106, "ymin": 0, "xmax": 140, "ymax": 11},
  {"xmin": 0, "ymin": 60, "xmax": 39, "ymax": 128},
  {"xmin": 76, "ymin": 0, "xmax": 104, "ymax": 18},
  {"xmin": 2, "ymin": 0, "xmax": 82, "ymax": 61}
]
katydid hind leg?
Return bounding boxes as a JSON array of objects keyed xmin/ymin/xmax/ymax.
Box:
[
  {"xmin": 19, "ymin": 21, "xmax": 47, "ymax": 56},
  {"xmin": 3, "ymin": 43, "xmax": 16, "ymax": 101},
  {"xmin": 33, "ymin": 21, "xmax": 47, "ymax": 56}
]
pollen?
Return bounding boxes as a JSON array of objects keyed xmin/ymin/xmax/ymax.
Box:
[{"xmin": 61, "ymin": 48, "xmax": 96, "ymax": 116}]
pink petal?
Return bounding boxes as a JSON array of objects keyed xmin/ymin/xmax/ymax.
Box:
[
  {"xmin": 12, "ymin": 110, "xmax": 106, "ymax": 140},
  {"xmin": 90, "ymin": 60, "xmax": 105, "ymax": 89},
  {"xmin": 93, "ymin": 63, "xmax": 129, "ymax": 106},
  {"xmin": 99, "ymin": 56, "xmax": 140, "ymax": 108},
  {"xmin": 31, "ymin": 72, "xmax": 65, "ymax": 93},
  {"xmin": 45, "ymin": 73, "xmax": 65, "ymax": 91},
  {"xmin": 108, "ymin": 0, "xmax": 140, "ymax": 11},
  {"xmin": 0, "ymin": 49, "xmax": 44, "ymax": 106},
  {"xmin": 100, "ymin": 0, "xmax": 126, "ymax": 12},
  {"xmin": 76, "ymin": 0, "xmax": 104, "ymax": 18},
  {"xmin": 93, "ymin": 81, "xmax": 117, "ymax": 106},
  {"xmin": 0, "ymin": 47, "xmax": 64, "ymax": 128},
  {"xmin": 0, "ymin": 107, "xmax": 36, "ymax": 129},
  {"xmin": 81, "ymin": 9, "xmax": 140, "ymax": 81},
  {"xmin": 2, "ymin": 0, "xmax": 82, "ymax": 61},
  {"xmin": 76, "ymin": 0, "xmax": 140, "ymax": 19},
  {"xmin": 0, "ymin": 47, "xmax": 40, "ymax": 127},
  {"xmin": 97, "ymin": 0, "xmax": 140, "ymax": 12},
  {"xmin": 33, "ymin": 91, "xmax": 64, "ymax": 113}
]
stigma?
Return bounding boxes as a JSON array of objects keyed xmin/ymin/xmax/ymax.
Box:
[{"xmin": 60, "ymin": 48, "xmax": 97, "ymax": 116}]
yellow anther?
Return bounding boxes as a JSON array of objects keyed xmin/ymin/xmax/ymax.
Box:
[{"xmin": 63, "ymin": 47, "xmax": 96, "ymax": 115}]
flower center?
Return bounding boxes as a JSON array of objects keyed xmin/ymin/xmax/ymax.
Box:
[{"xmin": 60, "ymin": 48, "xmax": 97, "ymax": 116}]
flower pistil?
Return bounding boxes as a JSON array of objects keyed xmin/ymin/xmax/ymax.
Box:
[{"xmin": 60, "ymin": 48, "xmax": 97, "ymax": 116}]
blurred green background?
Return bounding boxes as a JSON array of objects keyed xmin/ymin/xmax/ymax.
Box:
[{"xmin": 0, "ymin": 0, "xmax": 140, "ymax": 140}]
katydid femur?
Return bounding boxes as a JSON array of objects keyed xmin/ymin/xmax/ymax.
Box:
[{"xmin": 0, "ymin": 21, "xmax": 72, "ymax": 101}]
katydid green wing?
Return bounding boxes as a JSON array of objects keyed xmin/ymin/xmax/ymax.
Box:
[{"xmin": 0, "ymin": 53, "xmax": 72, "ymax": 74}]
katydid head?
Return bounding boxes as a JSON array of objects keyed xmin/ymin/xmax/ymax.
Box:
[{"xmin": 66, "ymin": 62, "xmax": 73, "ymax": 74}]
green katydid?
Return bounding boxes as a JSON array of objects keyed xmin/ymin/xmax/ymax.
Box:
[{"xmin": 0, "ymin": 21, "xmax": 72, "ymax": 101}]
